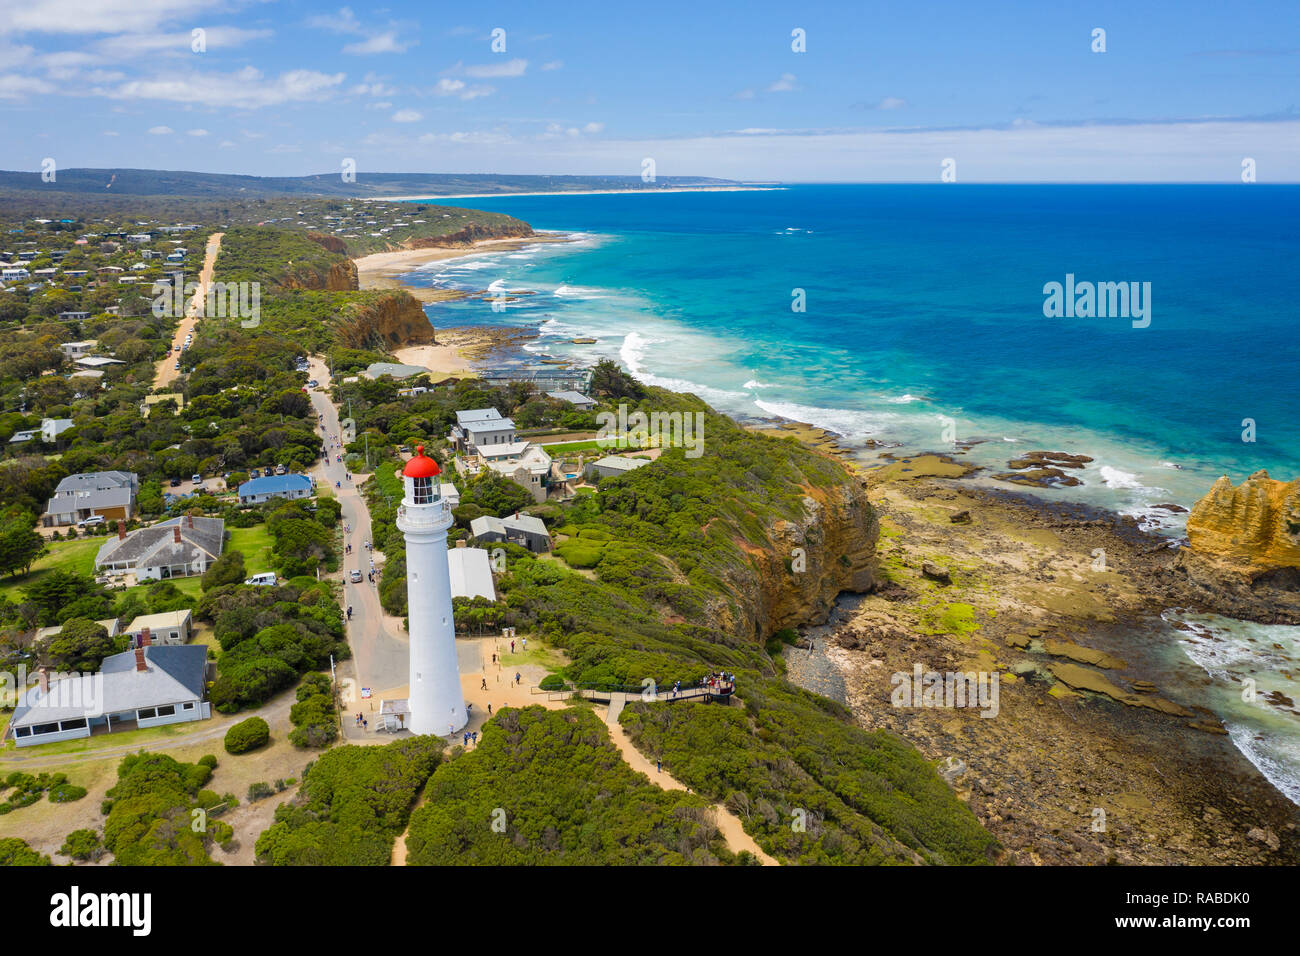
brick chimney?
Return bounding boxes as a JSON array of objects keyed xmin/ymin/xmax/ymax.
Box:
[
  {"xmin": 134, "ymin": 648, "xmax": 147, "ymax": 672},
  {"xmin": 117, "ymin": 520, "xmax": 126, "ymax": 540},
  {"xmin": 173, "ymin": 525, "xmax": 181, "ymax": 543},
  {"xmin": 37, "ymin": 666, "xmax": 49, "ymax": 694},
  {"xmin": 186, "ymin": 514, "xmax": 193, "ymax": 529},
  {"xmin": 141, "ymin": 627, "xmax": 151, "ymax": 647}
]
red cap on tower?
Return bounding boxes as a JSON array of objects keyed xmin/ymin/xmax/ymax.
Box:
[{"xmin": 403, "ymin": 445, "xmax": 442, "ymax": 478}]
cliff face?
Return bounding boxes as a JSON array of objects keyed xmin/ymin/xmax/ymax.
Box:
[
  {"xmin": 280, "ymin": 258, "xmax": 358, "ymax": 292},
  {"xmin": 714, "ymin": 477, "xmax": 879, "ymax": 640},
  {"xmin": 1186, "ymin": 470, "xmax": 1300, "ymax": 574},
  {"xmin": 406, "ymin": 221, "xmax": 534, "ymax": 249},
  {"xmin": 334, "ymin": 291, "xmax": 434, "ymax": 350},
  {"xmin": 1176, "ymin": 469, "xmax": 1300, "ymax": 623}
]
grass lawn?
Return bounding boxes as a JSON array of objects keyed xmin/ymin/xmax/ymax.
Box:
[
  {"xmin": 227, "ymin": 525, "xmax": 274, "ymax": 574},
  {"xmin": 0, "ymin": 537, "xmax": 102, "ymax": 602}
]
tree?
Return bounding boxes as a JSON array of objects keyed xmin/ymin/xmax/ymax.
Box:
[
  {"xmin": 589, "ymin": 359, "xmax": 644, "ymax": 400},
  {"xmin": 43, "ymin": 618, "xmax": 123, "ymax": 672},
  {"xmin": 24, "ymin": 571, "xmax": 103, "ymax": 626},
  {"xmin": 0, "ymin": 510, "xmax": 45, "ymax": 579},
  {"xmin": 201, "ymin": 550, "xmax": 246, "ymax": 591}
]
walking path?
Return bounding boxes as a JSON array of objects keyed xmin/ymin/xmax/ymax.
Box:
[{"xmin": 154, "ymin": 231, "xmax": 223, "ymax": 388}]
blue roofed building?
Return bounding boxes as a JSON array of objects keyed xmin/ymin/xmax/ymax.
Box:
[{"xmin": 238, "ymin": 473, "xmax": 314, "ymax": 505}]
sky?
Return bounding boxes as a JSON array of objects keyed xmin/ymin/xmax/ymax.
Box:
[{"xmin": 0, "ymin": 0, "xmax": 1297, "ymax": 182}]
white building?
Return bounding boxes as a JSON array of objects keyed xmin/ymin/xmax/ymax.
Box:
[
  {"xmin": 447, "ymin": 543, "xmax": 496, "ymax": 601},
  {"xmin": 7, "ymin": 644, "xmax": 210, "ymax": 747},
  {"xmin": 396, "ymin": 446, "xmax": 466, "ymax": 736}
]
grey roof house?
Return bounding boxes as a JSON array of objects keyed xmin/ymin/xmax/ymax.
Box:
[
  {"xmin": 43, "ymin": 471, "xmax": 138, "ymax": 527},
  {"xmin": 95, "ymin": 515, "xmax": 224, "ymax": 581},
  {"xmin": 8, "ymin": 643, "xmax": 211, "ymax": 747},
  {"xmin": 585, "ymin": 455, "xmax": 652, "ymax": 480},
  {"xmin": 469, "ymin": 513, "xmax": 551, "ymax": 553},
  {"xmin": 450, "ymin": 407, "xmax": 517, "ymax": 453}
]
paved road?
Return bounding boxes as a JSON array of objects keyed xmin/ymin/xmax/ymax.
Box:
[
  {"xmin": 305, "ymin": 357, "xmax": 409, "ymax": 716},
  {"xmin": 154, "ymin": 231, "xmax": 223, "ymax": 389}
]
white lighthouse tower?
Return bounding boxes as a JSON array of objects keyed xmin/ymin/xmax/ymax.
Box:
[{"xmin": 396, "ymin": 445, "xmax": 466, "ymax": 736}]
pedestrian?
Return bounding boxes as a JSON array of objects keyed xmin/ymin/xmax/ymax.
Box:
[
  {"xmin": 491, "ymin": 653, "xmax": 497, "ymax": 664},
  {"xmin": 481, "ymin": 677, "xmax": 487, "ymax": 690},
  {"xmin": 656, "ymin": 759, "xmax": 661, "ymax": 772},
  {"xmin": 522, "ymin": 637, "xmax": 527, "ymax": 651},
  {"xmin": 487, "ymin": 703, "xmax": 492, "ymax": 715},
  {"xmin": 464, "ymin": 732, "xmax": 470, "ymax": 746},
  {"xmin": 467, "ymin": 702, "xmax": 472, "ymax": 715},
  {"xmin": 510, "ymin": 639, "xmax": 515, "ymax": 653},
  {"xmin": 472, "ymin": 732, "xmax": 478, "ymax": 745},
  {"xmin": 362, "ymin": 718, "xmax": 367, "ymax": 729},
  {"xmin": 515, "ymin": 672, "xmax": 521, "ymax": 686}
]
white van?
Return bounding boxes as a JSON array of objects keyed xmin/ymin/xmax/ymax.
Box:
[
  {"xmin": 77, "ymin": 515, "xmax": 106, "ymax": 527},
  {"xmin": 244, "ymin": 572, "xmax": 277, "ymax": 586}
]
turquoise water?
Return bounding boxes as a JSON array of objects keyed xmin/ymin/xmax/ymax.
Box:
[
  {"xmin": 401, "ymin": 185, "xmax": 1300, "ymax": 801},
  {"xmin": 407, "ymin": 184, "xmax": 1299, "ymax": 530}
]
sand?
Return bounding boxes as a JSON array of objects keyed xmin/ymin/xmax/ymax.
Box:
[
  {"xmin": 353, "ymin": 232, "xmax": 575, "ymax": 288},
  {"xmin": 389, "ymin": 343, "xmax": 474, "ymax": 377}
]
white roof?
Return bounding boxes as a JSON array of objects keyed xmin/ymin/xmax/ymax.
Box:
[
  {"xmin": 455, "ymin": 408, "xmax": 502, "ymax": 426},
  {"xmin": 592, "ymin": 455, "xmax": 652, "ymax": 472},
  {"xmin": 125, "ymin": 609, "xmax": 192, "ymax": 634},
  {"xmin": 478, "ymin": 440, "xmax": 531, "ymax": 460},
  {"xmin": 447, "ymin": 547, "xmax": 496, "ymax": 601}
]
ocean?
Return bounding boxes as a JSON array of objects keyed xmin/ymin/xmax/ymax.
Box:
[{"xmin": 400, "ymin": 184, "xmax": 1300, "ymax": 801}]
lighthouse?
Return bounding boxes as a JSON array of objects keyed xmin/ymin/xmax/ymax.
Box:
[{"xmin": 396, "ymin": 445, "xmax": 466, "ymax": 736}]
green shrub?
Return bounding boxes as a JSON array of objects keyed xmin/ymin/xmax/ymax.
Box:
[
  {"xmin": 538, "ymin": 673, "xmax": 566, "ymax": 691},
  {"xmin": 198, "ymin": 754, "xmax": 218, "ymax": 769},
  {"xmin": 60, "ymin": 829, "xmax": 104, "ymax": 861},
  {"xmin": 224, "ymin": 716, "xmax": 270, "ymax": 754},
  {"xmin": 48, "ymin": 783, "xmax": 87, "ymax": 803}
]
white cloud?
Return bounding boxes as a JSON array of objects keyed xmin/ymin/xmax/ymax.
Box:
[
  {"xmin": 306, "ymin": 7, "xmax": 362, "ymax": 34},
  {"xmin": 875, "ymin": 96, "xmax": 906, "ymax": 110},
  {"xmin": 541, "ymin": 60, "xmax": 563, "ymax": 71},
  {"xmin": 0, "ymin": 73, "xmax": 53, "ymax": 97},
  {"xmin": 147, "ymin": 125, "xmax": 172, "ymax": 134},
  {"xmin": 100, "ymin": 66, "xmax": 346, "ymax": 109},
  {"xmin": 186, "ymin": 128, "xmax": 208, "ymax": 136},
  {"xmin": 732, "ymin": 88, "xmax": 755, "ymax": 100},
  {"xmin": 391, "ymin": 109, "xmax": 421, "ymax": 123},
  {"xmin": 432, "ymin": 77, "xmax": 493, "ymax": 100},
  {"xmin": 343, "ymin": 31, "xmax": 414, "ymax": 55},
  {"xmin": 463, "ymin": 57, "xmax": 526, "ymax": 78},
  {"xmin": 218, "ymin": 139, "xmax": 235, "ymax": 148},
  {"xmin": 94, "ymin": 26, "xmax": 272, "ymax": 58},
  {"xmin": 582, "ymin": 122, "xmax": 604, "ymax": 134},
  {"xmin": 0, "ymin": 0, "xmax": 228, "ymax": 36},
  {"xmin": 767, "ymin": 73, "xmax": 798, "ymax": 92}
]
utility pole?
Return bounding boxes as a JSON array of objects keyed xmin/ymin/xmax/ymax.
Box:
[{"xmin": 364, "ymin": 433, "xmax": 370, "ymax": 470}]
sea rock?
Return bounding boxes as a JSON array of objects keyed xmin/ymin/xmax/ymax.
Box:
[
  {"xmin": 1174, "ymin": 470, "xmax": 1300, "ymax": 623},
  {"xmin": 1186, "ymin": 470, "xmax": 1300, "ymax": 572},
  {"xmin": 1007, "ymin": 451, "xmax": 1095, "ymax": 470},
  {"xmin": 992, "ymin": 467, "xmax": 1082, "ymax": 488},
  {"xmin": 1247, "ymin": 827, "xmax": 1280, "ymax": 851},
  {"xmin": 950, "ymin": 509, "xmax": 972, "ymax": 524},
  {"xmin": 922, "ymin": 562, "xmax": 951, "ymax": 584}
]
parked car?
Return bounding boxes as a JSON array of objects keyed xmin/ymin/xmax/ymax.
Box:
[
  {"xmin": 249, "ymin": 468, "xmax": 260, "ymax": 479},
  {"xmin": 169, "ymin": 478, "xmax": 181, "ymax": 487},
  {"xmin": 244, "ymin": 572, "xmax": 277, "ymax": 586},
  {"xmin": 77, "ymin": 515, "xmax": 105, "ymax": 527},
  {"xmin": 349, "ymin": 570, "xmax": 363, "ymax": 583}
]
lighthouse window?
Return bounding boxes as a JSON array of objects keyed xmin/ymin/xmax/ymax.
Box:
[{"xmin": 411, "ymin": 475, "xmax": 435, "ymax": 504}]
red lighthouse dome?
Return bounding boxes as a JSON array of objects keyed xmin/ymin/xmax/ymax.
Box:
[{"xmin": 402, "ymin": 445, "xmax": 442, "ymax": 478}]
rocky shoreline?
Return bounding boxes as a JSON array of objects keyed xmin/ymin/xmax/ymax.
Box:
[{"xmin": 779, "ymin": 449, "xmax": 1300, "ymax": 864}]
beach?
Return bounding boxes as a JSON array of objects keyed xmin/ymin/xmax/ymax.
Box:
[{"xmin": 355, "ymin": 232, "xmax": 577, "ymax": 302}]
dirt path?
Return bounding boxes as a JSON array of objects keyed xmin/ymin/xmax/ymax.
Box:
[
  {"xmin": 154, "ymin": 230, "xmax": 223, "ymax": 389},
  {"xmin": 604, "ymin": 718, "xmax": 778, "ymax": 865}
]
